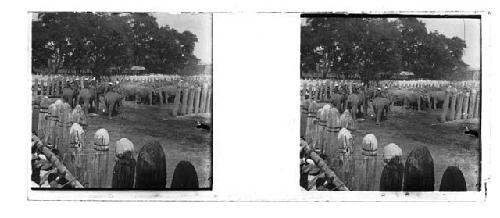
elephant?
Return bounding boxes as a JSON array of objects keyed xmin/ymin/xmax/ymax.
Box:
[
  {"xmin": 346, "ymin": 93, "xmax": 363, "ymax": 120},
  {"xmin": 77, "ymin": 88, "xmax": 97, "ymax": 114},
  {"xmin": 428, "ymin": 90, "xmax": 446, "ymax": 109},
  {"xmin": 387, "ymin": 89, "xmax": 408, "ymax": 106},
  {"xmin": 331, "ymin": 92, "xmax": 344, "ymax": 111},
  {"xmin": 104, "ymin": 91, "xmax": 123, "ymax": 119},
  {"xmin": 62, "ymin": 86, "xmax": 76, "ymax": 108},
  {"xmin": 136, "ymin": 86, "xmax": 154, "ymax": 105},
  {"xmin": 372, "ymin": 96, "xmax": 391, "ymax": 125},
  {"xmin": 404, "ymin": 91, "xmax": 431, "ymax": 110}
]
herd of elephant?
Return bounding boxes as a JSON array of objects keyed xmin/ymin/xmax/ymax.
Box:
[
  {"xmin": 33, "ymin": 75, "xmax": 211, "ymax": 119},
  {"xmin": 301, "ymin": 81, "xmax": 479, "ymax": 125},
  {"xmin": 58, "ymin": 81, "xmax": 123, "ymax": 119}
]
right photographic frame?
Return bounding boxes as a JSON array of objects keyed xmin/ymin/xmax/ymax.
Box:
[{"xmin": 300, "ymin": 13, "xmax": 482, "ymax": 192}]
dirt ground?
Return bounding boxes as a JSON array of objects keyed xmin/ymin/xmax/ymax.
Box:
[
  {"xmin": 81, "ymin": 101, "xmax": 212, "ymax": 188},
  {"xmin": 348, "ymin": 106, "xmax": 480, "ymax": 191}
]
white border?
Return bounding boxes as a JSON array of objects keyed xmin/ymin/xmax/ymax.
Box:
[{"xmin": 25, "ymin": 11, "xmax": 491, "ymax": 202}]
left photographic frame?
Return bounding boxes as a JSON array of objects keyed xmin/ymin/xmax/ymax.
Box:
[{"xmin": 29, "ymin": 12, "xmax": 213, "ymax": 192}]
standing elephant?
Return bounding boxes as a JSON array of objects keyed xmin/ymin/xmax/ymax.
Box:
[
  {"xmin": 404, "ymin": 91, "xmax": 430, "ymax": 110},
  {"xmin": 428, "ymin": 90, "xmax": 446, "ymax": 109},
  {"xmin": 62, "ymin": 85, "xmax": 76, "ymax": 108},
  {"xmin": 347, "ymin": 93, "xmax": 362, "ymax": 120},
  {"xmin": 372, "ymin": 96, "xmax": 391, "ymax": 125},
  {"xmin": 331, "ymin": 92, "xmax": 344, "ymax": 111},
  {"xmin": 104, "ymin": 91, "xmax": 123, "ymax": 119},
  {"xmin": 77, "ymin": 88, "xmax": 97, "ymax": 114}
]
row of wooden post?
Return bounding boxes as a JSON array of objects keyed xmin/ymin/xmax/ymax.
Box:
[
  {"xmin": 300, "ymin": 100, "xmax": 374, "ymax": 190},
  {"xmin": 33, "ymin": 99, "xmax": 113, "ymax": 188},
  {"xmin": 440, "ymin": 89, "xmax": 480, "ymax": 123},
  {"xmin": 172, "ymin": 85, "xmax": 212, "ymax": 117}
]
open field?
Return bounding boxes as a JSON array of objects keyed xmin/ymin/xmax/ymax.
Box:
[
  {"xmin": 349, "ymin": 106, "xmax": 480, "ymax": 191},
  {"xmin": 75, "ymin": 101, "xmax": 212, "ymax": 188}
]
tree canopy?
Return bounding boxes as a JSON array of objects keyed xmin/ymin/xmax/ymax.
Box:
[
  {"xmin": 32, "ymin": 12, "xmax": 201, "ymax": 76},
  {"xmin": 301, "ymin": 17, "xmax": 468, "ymax": 80}
]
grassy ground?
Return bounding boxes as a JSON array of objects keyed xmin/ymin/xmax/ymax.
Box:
[
  {"xmin": 347, "ymin": 106, "xmax": 480, "ymax": 191},
  {"xmin": 79, "ymin": 101, "xmax": 212, "ymax": 188}
]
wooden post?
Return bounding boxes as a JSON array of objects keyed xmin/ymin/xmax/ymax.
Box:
[
  {"xmin": 379, "ymin": 143, "xmax": 404, "ymax": 191},
  {"xmin": 187, "ymin": 87, "xmax": 195, "ymax": 115},
  {"xmin": 336, "ymin": 128, "xmax": 355, "ymax": 189},
  {"xmin": 305, "ymin": 101, "xmax": 317, "ymax": 145},
  {"xmin": 474, "ymin": 92, "xmax": 480, "ymax": 118},
  {"xmin": 403, "ymin": 146, "xmax": 435, "ymax": 191},
  {"xmin": 60, "ymin": 103, "xmax": 72, "ymax": 153},
  {"xmin": 172, "ymin": 87, "xmax": 181, "ymax": 117},
  {"xmin": 313, "ymin": 108, "xmax": 322, "ymax": 151},
  {"xmin": 180, "ymin": 87, "xmax": 189, "ymax": 115},
  {"xmin": 462, "ymin": 92, "xmax": 470, "ymax": 119},
  {"xmin": 112, "ymin": 139, "xmax": 136, "ymax": 188},
  {"xmin": 359, "ymin": 134, "xmax": 378, "ymax": 191},
  {"xmin": 325, "ymin": 108, "xmax": 340, "ymax": 167},
  {"xmin": 448, "ymin": 91, "xmax": 457, "ymax": 121},
  {"xmin": 468, "ymin": 90, "xmax": 477, "ymax": 119},
  {"xmin": 194, "ymin": 87, "xmax": 201, "ymax": 115},
  {"xmin": 455, "ymin": 92, "xmax": 464, "ymax": 120},
  {"xmin": 32, "ymin": 104, "xmax": 40, "ymax": 134},
  {"xmin": 417, "ymin": 94, "xmax": 421, "ymax": 111},
  {"xmin": 46, "ymin": 103, "xmax": 57, "ymax": 146},
  {"xmin": 318, "ymin": 106, "xmax": 329, "ymax": 154},
  {"xmin": 440, "ymin": 90, "xmax": 450, "ymax": 123},
  {"xmin": 158, "ymin": 88, "xmax": 164, "ymax": 105},
  {"xmin": 148, "ymin": 89, "xmax": 153, "ymax": 105},
  {"xmin": 38, "ymin": 99, "xmax": 49, "ymax": 140},
  {"xmin": 205, "ymin": 87, "xmax": 212, "ymax": 113},
  {"xmin": 300, "ymin": 99, "xmax": 310, "ymax": 139},
  {"xmin": 89, "ymin": 129, "xmax": 111, "ymax": 188},
  {"xmin": 199, "ymin": 85, "xmax": 208, "ymax": 113},
  {"xmin": 135, "ymin": 140, "xmax": 167, "ymax": 189}
]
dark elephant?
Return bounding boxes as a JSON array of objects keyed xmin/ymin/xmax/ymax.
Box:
[
  {"xmin": 104, "ymin": 91, "xmax": 122, "ymax": 119},
  {"xmin": 77, "ymin": 88, "xmax": 97, "ymax": 114},
  {"xmin": 372, "ymin": 97, "xmax": 391, "ymax": 125},
  {"xmin": 171, "ymin": 161, "xmax": 199, "ymax": 189}
]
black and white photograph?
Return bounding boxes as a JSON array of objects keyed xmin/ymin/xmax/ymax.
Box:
[
  {"xmin": 299, "ymin": 14, "xmax": 481, "ymax": 191},
  {"xmin": 30, "ymin": 12, "xmax": 213, "ymax": 190}
]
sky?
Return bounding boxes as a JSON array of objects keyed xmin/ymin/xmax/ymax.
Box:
[
  {"xmin": 152, "ymin": 13, "xmax": 212, "ymax": 64},
  {"xmin": 418, "ymin": 18, "xmax": 480, "ymax": 69}
]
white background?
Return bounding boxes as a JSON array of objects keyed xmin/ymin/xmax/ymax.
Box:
[{"xmin": 1, "ymin": 0, "xmax": 499, "ymax": 216}]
